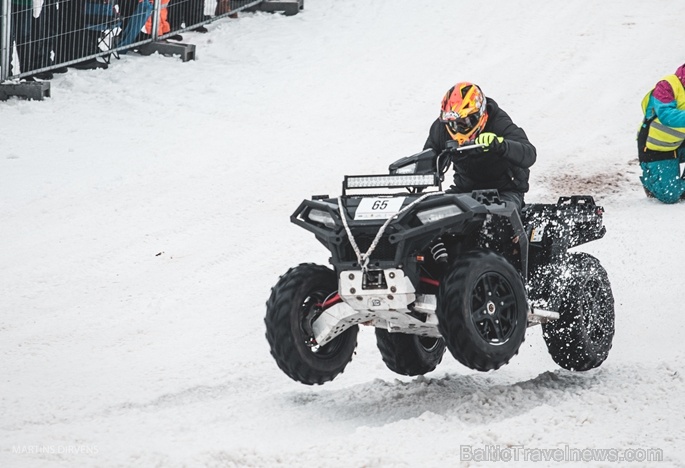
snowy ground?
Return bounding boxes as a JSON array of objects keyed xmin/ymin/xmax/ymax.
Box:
[{"xmin": 2, "ymin": 1, "xmax": 685, "ymax": 467}]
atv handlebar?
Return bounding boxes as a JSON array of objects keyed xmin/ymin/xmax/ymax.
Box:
[
  {"xmin": 437, "ymin": 142, "xmax": 488, "ymax": 167},
  {"xmin": 453, "ymin": 143, "xmax": 487, "ymax": 152}
]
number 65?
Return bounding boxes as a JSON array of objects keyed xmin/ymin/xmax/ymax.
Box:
[{"xmin": 372, "ymin": 200, "xmax": 388, "ymax": 210}]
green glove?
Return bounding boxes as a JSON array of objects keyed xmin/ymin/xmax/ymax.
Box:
[{"xmin": 475, "ymin": 132, "xmax": 504, "ymax": 154}]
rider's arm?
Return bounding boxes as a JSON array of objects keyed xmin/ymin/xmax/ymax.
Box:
[
  {"xmin": 423, "ymin": 119, "xmax": 446, "ymax": 153},
  {"xmin": 494, "ymin": 111, "xmax": 537, "ymax": 169}
]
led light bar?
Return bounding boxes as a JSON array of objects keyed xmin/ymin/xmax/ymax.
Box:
[{"xmin": 345, "ymin": 174, "xmax": 438, "ymax": 190}]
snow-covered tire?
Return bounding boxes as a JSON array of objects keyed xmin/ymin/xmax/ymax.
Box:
[
  {"xmin": 542, "ymin": 253, "xmax": 614, "ymax": 371},
  {"xmin": 437, "ymin": 250, "xmax": 528, "ymax": 371},
  {"xmin": 265, "ymin": 263, "xmax": 358, "ymax": 385},
  {"xmin": 375, "ymin": 329, "xmax": 445, "ymax": 376}
]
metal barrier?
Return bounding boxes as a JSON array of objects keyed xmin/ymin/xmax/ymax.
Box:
[{"xmin": 0, "ymin": 0, "xmax": 303, "ymax": 100}]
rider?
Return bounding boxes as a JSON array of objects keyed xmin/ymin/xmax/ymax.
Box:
[{"xmin": 423, "ymin": 82, "xmax": 537, "ymax": 212}]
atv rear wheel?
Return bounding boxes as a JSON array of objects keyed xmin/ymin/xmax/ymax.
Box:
[
  {"xmin": 542, "ymin": 253, "xmax": 614, "ymax": 371},
  {"xmin": 265, "ymin": 263, "xmax": 358, "ymax": 385},
  {"xmin": 437, "ymin": 250, "xmax": 528, "ymax": 371},
  {"xmin": 375, "ymin": 329, "xmax": 445, "ymax": 376}
]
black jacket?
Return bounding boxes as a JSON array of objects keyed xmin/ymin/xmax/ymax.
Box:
[{"xmin": 423, "ymin": 97, "xmax": 536, "ymax": 193}]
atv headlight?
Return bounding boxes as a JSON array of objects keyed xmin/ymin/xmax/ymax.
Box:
[
  {"xmin": 416, "ymin": 205, "xmax": 462, "ymax": 224},
  {"xmin": 394, "ymin": 163, "xmax": 417, "ymax": 175},
  {"xmin": 307, "ymin": 209, "xmax": 337, "ymax": 229}
]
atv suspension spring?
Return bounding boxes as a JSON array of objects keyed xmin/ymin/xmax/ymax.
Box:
[{"xmin": 430, "ymin": 242, "xmax": 448, "ymax": 263}]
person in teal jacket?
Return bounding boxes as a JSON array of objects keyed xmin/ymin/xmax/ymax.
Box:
[{"xmin": 637, "ymin": 63, "xmax": 685, "ymax": 204}]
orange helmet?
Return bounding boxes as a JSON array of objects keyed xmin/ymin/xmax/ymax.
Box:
[{"xmin": 440, "ymin": 82, "xmax": 488, "ymax": 144}]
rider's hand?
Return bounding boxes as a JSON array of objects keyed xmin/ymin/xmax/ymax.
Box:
[{"xmin": 475, "ymin": 132, "xmax": 504, "ymax": 155}]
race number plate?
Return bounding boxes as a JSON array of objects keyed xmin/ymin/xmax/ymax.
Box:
[{"xmin": 354, "ymin": 197, "xmax": 406, "ymax": 220}]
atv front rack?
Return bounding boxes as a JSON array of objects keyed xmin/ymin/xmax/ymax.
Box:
[{"xmin": 291, "ymin": 190, "xmax": 531, "ymax": 284}]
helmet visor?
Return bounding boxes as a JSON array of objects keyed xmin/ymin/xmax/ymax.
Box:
[{"xmin": 442, "ymin": 113, "xmax": 480, "ymax": 134}]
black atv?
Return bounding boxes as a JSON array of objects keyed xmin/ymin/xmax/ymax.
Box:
[{"xmin": 265, "ymin": 143, "xmax": 615, "ymax": 385}]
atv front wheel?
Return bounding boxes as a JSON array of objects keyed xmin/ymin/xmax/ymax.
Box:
[
  {"xmin": 542, "ymin": 253, "xmax": 615, "ymax": 371},
  {"xmin": 375, "ymin": 329, "xmax": 445, "ymax": 376},
  {"xmin": 437, "ymin": 250, "xmax": 528, "ymax": 371},
  {"xmin": 265, "ymin": 263, "xmax": 358, "ymax": 385}
]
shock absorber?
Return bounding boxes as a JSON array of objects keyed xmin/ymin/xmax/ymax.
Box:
[{"xmin": 430, "ymin": 240, "xmax": 448, "ymax": 264}]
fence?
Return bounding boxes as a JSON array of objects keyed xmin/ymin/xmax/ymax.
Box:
[{"xmin": 0, "ymin": 0, "xmax": 302, "ymax": 98}]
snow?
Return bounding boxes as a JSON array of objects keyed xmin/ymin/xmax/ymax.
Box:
[{"xmin": 2, "ymin": 0, "xmax": 685, "ymax": 466}]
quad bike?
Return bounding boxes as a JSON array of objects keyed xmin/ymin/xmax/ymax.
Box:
[{"xmin": 265, "ymin": 142, "xmax": 615, "ymax": 385}]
